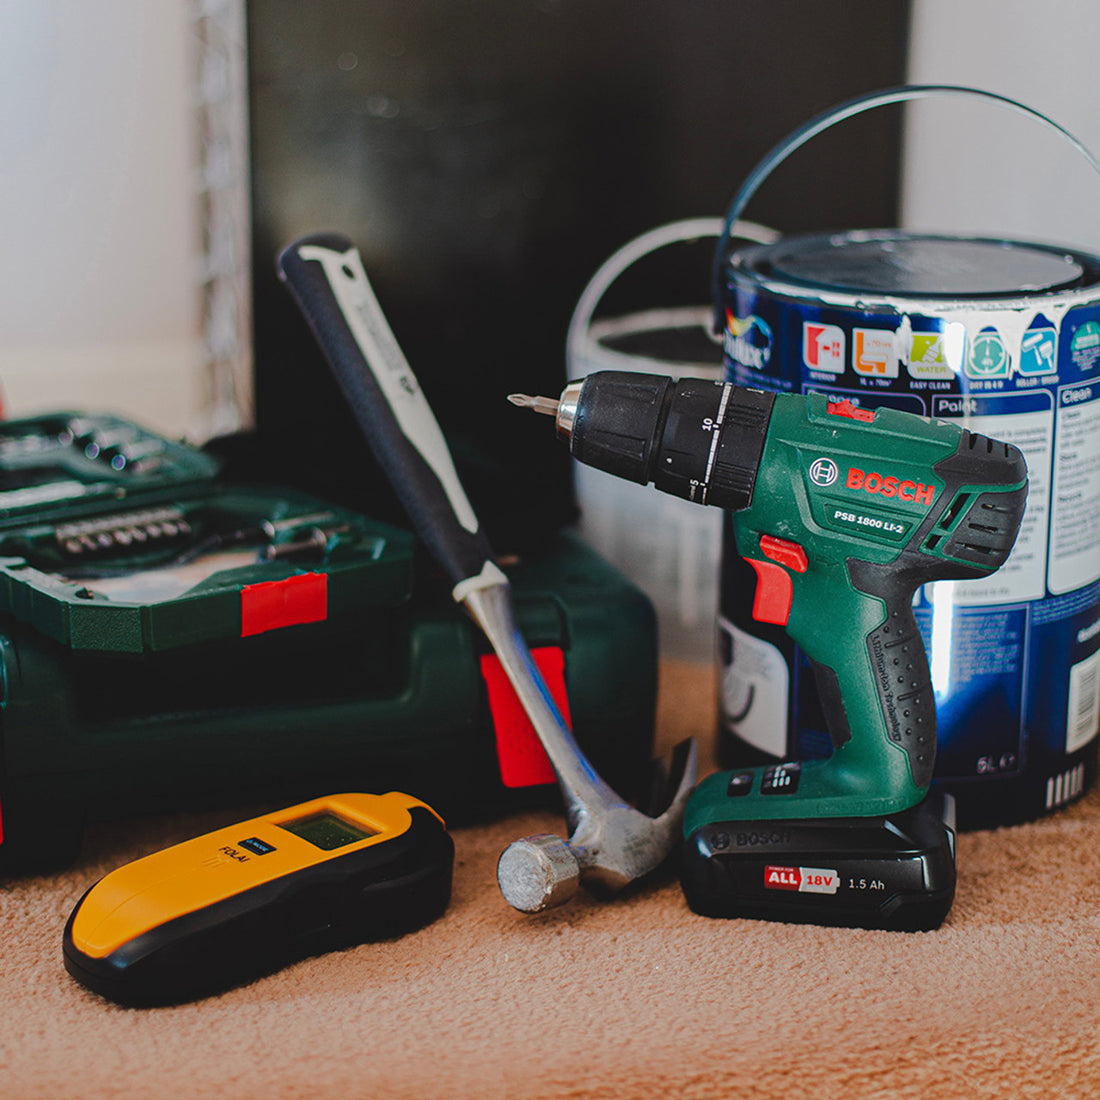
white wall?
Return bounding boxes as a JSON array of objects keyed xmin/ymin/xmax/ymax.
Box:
[
  {"xmin": 0, "ymin": 0, "xmax": 203, "ymax": 436},
  {"xmin": 903, "ymin": 0, "xmax": 1100, "ymax": 253}
]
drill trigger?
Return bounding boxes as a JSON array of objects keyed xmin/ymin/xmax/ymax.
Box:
[
  {"xmin": 745, "ymin": 536, "xmax": 808, "ymax": 626},
  {"xmin": 744, "ymin": 558, "xmax": 793, "ymax": 625}
]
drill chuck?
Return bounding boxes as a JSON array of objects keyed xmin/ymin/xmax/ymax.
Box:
[{"xmin": 512, "ymin": 371, "xmax": 775, "ymax": 510}]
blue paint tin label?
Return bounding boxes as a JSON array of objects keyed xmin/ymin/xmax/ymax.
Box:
[{"xmin": 718, "ymin": 236, "xmax": 1100, "ymax": 826}]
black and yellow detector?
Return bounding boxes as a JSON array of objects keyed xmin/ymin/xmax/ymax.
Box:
[{"xmin": 63, "ymin": 791, "xmax": 453, "ymax": 1006}]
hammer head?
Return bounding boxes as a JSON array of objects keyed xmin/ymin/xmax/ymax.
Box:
[{"xmin": 496, "ymin": 738, "xmax": 698, "ymax": 912}]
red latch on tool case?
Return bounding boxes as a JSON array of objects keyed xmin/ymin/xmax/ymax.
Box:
[
  {"xmin": 480, "ymin": 647, "xmax": 570, "ymax": 788},
  {"xmin": 240, "ymin": 573, "xmax": 328, "ymax": 637}
]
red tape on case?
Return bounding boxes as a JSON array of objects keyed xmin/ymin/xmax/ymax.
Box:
[
  {"xmin": 480, "ymin": 646, "xmax": 570, "ymax": 788},
  {"xmin": 240, "ymin": 573, "xmax": 328, "ymax": 637}
]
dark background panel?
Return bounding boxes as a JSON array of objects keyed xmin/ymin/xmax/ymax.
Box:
[{"xmin": 246, "ymin": 0, "xmax": 911, "ymax": 550}]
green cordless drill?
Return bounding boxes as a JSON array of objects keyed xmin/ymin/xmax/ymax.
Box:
[{"xmin": 511, "ymin": 371, "xmax": 1027, "ymax": 929}]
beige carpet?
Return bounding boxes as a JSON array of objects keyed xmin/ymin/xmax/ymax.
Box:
[{"xmin": 3, "ymin": 660, "xmax": 1100, "ymax": 1099}]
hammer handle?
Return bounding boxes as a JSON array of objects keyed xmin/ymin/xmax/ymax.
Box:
[{"xmin": 276, "ymin": 233, "xmax": 503, "ymax": 600}]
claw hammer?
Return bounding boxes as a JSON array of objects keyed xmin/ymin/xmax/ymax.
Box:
[{"xmin": 277, "ymin": 233, "xmax": 698, "ymax": 913}]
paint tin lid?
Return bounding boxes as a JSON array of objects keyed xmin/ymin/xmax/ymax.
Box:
[{"xmin": 733, "ymin": 231, "xmax": 1098, "ymax": 299}]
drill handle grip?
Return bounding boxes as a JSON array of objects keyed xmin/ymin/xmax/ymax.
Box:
[
  {"xmin": 835, "ymin": 581, "xmax": 937, "ymax": 791},
  {"xmin": 781, "ymin": 558, "xmax": 939, "ymax": 802},
  {"xmin": 277, "ymin": 233, "xmax": 501, "ymax": 599}
]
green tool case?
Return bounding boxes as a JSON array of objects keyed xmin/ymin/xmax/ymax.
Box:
[{"xmin": 0, "ymin": 413, "xmax": 658, "ymax": 873}]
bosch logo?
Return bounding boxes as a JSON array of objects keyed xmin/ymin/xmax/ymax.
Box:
[
  {"xmin": 736, "ymin": 830, "xmax": 792, "ymax": 847},
  {"xmin": 846, "ymin": 468, "xmax": 936, "ymax": 507},
  {"xmin": 809, "ymin": 458, "xmax": 839, "ymax": 487}
]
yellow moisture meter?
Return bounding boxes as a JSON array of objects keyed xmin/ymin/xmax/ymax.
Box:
[{"xmin": 62, "ymin": 791, "xmax": 454, "ymax": 1006}]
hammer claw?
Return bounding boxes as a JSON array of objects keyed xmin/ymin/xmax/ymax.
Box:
[{"xmin": 465, "ymin": 583, "xmax": 699, "ymax": 913}]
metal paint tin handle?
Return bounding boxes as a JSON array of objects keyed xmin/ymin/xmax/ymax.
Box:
[
  {"xmin": 711, "ymin": 83, "xmax": 1100, "ymax": 332},
  {"xmin": 567, "ymin": 217, "xmax": 777, "ymax": 378}
]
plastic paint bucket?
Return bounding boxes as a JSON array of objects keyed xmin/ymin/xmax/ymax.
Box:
[{"xmin": 715, "ymin": 86, "xmax": 1100, "ymax": 828}]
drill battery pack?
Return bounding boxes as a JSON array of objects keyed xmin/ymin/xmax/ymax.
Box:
[
  {"xmin": 0, "ymin": 413, "xmax": 658, "ymax": 874},
  {"xmin": 680, "ymin": 788, "xmax": 957, "ymax": 932}
]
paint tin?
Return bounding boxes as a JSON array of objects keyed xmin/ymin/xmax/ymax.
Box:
[{"xmin": 716, "ymin": 87, "xmax": 1100, "ymax": 828}]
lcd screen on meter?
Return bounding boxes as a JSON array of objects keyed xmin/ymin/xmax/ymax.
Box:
[{"xmin": 278, "ymin": 811, "xmax": 377, "ymax": 850}]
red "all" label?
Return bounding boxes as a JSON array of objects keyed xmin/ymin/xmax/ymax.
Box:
[{"xmin": 765, "ymin": 866, "xmax": 802, "ymax": 891}]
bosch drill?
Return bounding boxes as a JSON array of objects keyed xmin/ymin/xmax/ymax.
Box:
[{"xmin": 511, "ymin": 371, "xmax": 1027, "ymax": 929}]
